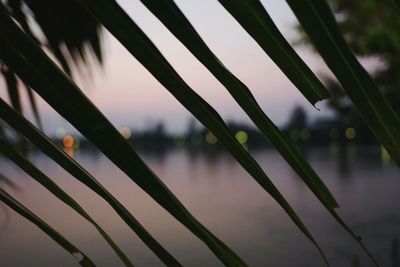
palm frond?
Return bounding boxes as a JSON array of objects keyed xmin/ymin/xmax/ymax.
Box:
[
  {"xmin": 1, "ymin": 66, "xmax": 21, "ymax": 113},
  {"xmin": 7, "ymin": 0, "xmax": 103, "ymax": 74}
]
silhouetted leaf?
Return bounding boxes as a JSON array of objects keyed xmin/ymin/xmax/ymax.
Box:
[
  {"xmin": 0, "ymin": 187, "xmax": 95, "ymax": 267},
  {"xmin": 4, "ymin": 0, "xmax": 39, "ymax": 43},
  {"xmin": 1, "ymin": 67, "xmax": 21, "ymax": 114},
  {"xmin": 22, "ymin": 0, "xmax": 103, "ymax": 73}
]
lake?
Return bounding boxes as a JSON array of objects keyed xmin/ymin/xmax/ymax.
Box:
[{"xmin": 0, "ymin": 146, "xmax": 399, "ymax": 266}]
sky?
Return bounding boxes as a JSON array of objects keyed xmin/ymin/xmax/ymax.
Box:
[{"xmin": 2, "ymin": 0, "xmax": 341, "ymax": 135}]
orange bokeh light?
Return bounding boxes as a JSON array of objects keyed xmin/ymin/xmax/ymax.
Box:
[{"xmin": 63, "ymin": 135, "xmax": 74, "ymax": 148}]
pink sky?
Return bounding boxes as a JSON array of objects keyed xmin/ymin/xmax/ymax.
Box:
[{"xmin": 2, "ymin": 0, "xmax": 340, "ymax": 135}]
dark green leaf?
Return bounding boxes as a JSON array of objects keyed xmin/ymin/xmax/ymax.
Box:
[
  {"xmin": 0, "ymin": 187, "xmax": 95, "ymax": 267},
  {"xmin": 22, "ymin": 0, "xmax": 103, "ymax": 73}
]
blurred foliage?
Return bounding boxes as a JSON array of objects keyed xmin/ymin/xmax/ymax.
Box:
[
  {"xmin": 2, "ymin": 0, "xmax": 102, "ymax": 74},
  {"xmin": 0, "ymin": 0, "xmax": 102, "ymax": 127},
  {"xmin": 297, "ymin": 0, "xmax": 400, "ymax": 119}
]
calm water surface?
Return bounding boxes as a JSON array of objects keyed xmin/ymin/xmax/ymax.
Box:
[{"xmin": 0, "ymin": 147, "xmax": 399, "ymax": 267}]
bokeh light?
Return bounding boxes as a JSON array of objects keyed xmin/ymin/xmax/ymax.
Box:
[
  {"xmin": 63, "ymin": 135, "xmax": 74, "ymax": 148},
  {"xmin": 345, "ymin": 127, "xmax": 356, "ymax": 140},
  {"xmin": 55, "ymin": 127, "xmax": 66, "ymax": 139},
  {"xmin": 205, "ymin": 132, "xmax": 218, "ymax": 144},
  {"xmin": 235, "ymin": 131, "xmax": 248, "ymax": 145}
]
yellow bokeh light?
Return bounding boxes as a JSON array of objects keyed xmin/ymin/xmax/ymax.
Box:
[
  {"xmin": 205, "ymin": 131, "xmax": 218, "ymax": 144},
  {"xmin": 63, "ymin": 135, "xmax": 74, "ymax": 148},
  {"xmin": 235, "ymin": 131, "xmax": 248, "ymax": 144},
  {"xmin": 345, "ymin": 127, "xmax": 356, "ymax": 140}
]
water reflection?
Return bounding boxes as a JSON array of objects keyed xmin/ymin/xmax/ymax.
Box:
[{"xmin": 0, "ymin": 148, "xmax": 398, "ymax": 267}]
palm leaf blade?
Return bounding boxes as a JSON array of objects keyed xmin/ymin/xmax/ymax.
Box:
[
  {"xmin": 1, "ymin": 68, "xmax": 22, "ymax": 113},
  {"xmin": 0, "ymin": 187, "xmax": 95, "ymax": 267}
]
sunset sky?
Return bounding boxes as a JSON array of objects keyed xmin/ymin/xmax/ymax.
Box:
[{"xmin": 5, "ymin": 0, "xmax": 345, "ymax": 135}]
